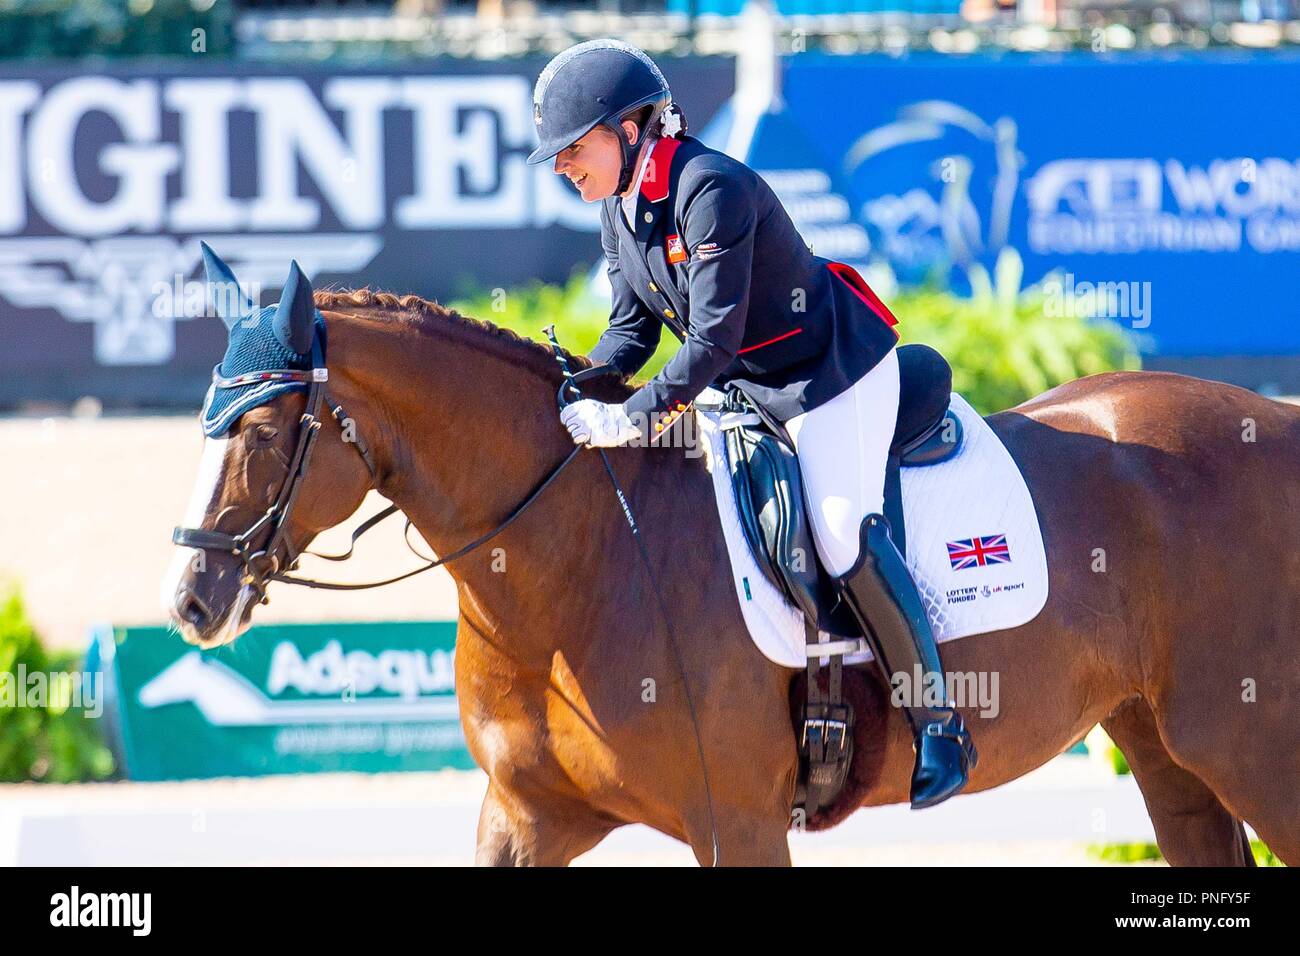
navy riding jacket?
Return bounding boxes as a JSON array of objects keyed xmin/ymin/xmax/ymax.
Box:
[{"xmin": 588, "ymin": 134, "xmax": 900, "ymax": 425}]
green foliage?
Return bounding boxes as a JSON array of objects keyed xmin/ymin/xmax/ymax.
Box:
[
  {"xmin": 1084, "ymin": 724, "xmax": 1131, "ymax": 775},
  {"xmin": 892, "ymin": 250, "xmax": 1141, "ymax": 414},
  {"xmin": 449, "ymin": 269, "xmax": 683, "ymax": 380},
  {"xmin": 1089, "ymin": 841, "xmax": 1163, "ymax": 863},
  {"xmin": 1107, "ymin": 745, "xmax": 1132, "ymax": 776},
  {"xmin": 0, "ymin": 0, "xmax": 232, "ymax": 60},
  {"xmin": 448, "ymin": 250, "xmax": 1141, "ymax": 416},
  {"xmin": 1089, "ymin": 841, "xmax": 1285, "ymax": 866},
  {"xmin": 0, "ymin": 587, "xmax": 116, "ymax": 783},
  {"xmin": 1252, "ymin": 841, "xmax": 1285, "ymax": 867}
]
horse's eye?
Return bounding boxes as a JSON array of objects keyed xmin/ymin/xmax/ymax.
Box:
[{"xmin": 254, "ymin": 424, "xmax": 278, "ymax": 444}]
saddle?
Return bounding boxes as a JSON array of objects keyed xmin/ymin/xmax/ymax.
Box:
[
  {"xmin": 719, "ymin": 343, "xmax": 963, "ymax": 817},
  {"xmin": 724, "ymin": 343, "xmax": 961, "ymax": 632}
]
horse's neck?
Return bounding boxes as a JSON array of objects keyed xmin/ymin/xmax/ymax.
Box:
[{"xmin": 333, "ymin": 309, "xmax": 647, "ymax": 665}]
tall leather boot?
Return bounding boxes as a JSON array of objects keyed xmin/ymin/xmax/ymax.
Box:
[{"xmin": 835, "ymin": 513, "xmax": 978, "ymax": 809}]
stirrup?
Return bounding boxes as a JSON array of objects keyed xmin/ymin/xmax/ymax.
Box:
[
  {"xmin": 908, "ymin": 709, "xmax": 978, "ymax": 809},
  {"xmin": 914, "ymin": 709, "xmax": 977, "ymax": 765}
]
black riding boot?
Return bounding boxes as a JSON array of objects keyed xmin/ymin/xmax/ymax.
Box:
[{"xmin": 835, "ymin": 514, "xmax": 978, "ymax": 809}]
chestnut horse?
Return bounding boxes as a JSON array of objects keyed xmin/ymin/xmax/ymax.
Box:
[{"xmin": 164, "ymin": 284, "xmax": 1300, "ymax": 867}]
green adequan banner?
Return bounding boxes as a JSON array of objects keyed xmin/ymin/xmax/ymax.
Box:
[{"xmin": 90, "ymin": 621, "xmax": 475, "ymax": 780}]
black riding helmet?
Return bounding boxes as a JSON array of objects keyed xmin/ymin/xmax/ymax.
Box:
[{"xmin": 526, "ymin": 39, "xmax": 673, "ymax": 195}]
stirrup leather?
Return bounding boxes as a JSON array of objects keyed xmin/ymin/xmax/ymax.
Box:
[{"xmin": 797, "ymin": 621, "xmax": 855, "ymax": 818}]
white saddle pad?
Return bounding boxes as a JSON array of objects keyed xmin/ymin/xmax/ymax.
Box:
[{"xmin": 695, "ymin": 390, "xmax": 1049, "ymax": 669}]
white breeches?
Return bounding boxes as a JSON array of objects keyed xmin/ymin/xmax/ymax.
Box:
[{"xmin": 786, "ymin": 347, "xmax": 901, "ymax": 578}]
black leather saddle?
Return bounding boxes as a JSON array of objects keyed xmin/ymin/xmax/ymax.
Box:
[{"xmin": 723, "ymin": 344, "xmax": 962, "ymax": 638}]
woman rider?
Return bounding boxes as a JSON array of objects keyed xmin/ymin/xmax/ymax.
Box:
[{"xmin": 526, "ymin": 39, "xmax": 977, "ymax": 810}]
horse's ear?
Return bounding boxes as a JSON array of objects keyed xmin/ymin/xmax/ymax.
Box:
[
  {"xmin": 200, "ymin": 241, "xmax": 251, "ymax": 330},
  {"xmin": 274, "ymin": 260, "xmax": 316, "ymax": 355}
]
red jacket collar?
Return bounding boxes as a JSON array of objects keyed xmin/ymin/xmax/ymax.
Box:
[{"xmin": 639, "ymin": 136, "xmax": 682, "ymax": 203}]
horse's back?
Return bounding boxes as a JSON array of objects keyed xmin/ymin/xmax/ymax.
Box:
[
  {"xmin": 987, "ymin": 369, "xmax": 1300, "ymax": 634},
  {"xmin": 990, "ymin": 370, "xmax": 1300, "ymax": 477}
]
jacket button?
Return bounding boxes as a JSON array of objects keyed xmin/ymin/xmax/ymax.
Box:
[
  {"xmin": 648, "ymin": 281, "xmax": 658, "ymax": 293},
  {"xmin": 644, "ymin": 211, "xmax": 652, "ymax": 223},
  {"xmin": 663, "ymin": 308, "xmax": 676, "ymax": 318}
]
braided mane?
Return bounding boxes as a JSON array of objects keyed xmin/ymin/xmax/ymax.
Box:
[{"xmin": 313, "ymin": 288, "xmax": 630, "ymax": 400}]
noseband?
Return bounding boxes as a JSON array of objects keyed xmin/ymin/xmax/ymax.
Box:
[{"xmin": 172, "ymin": 335, "xmax": 380, "ymax": 603}]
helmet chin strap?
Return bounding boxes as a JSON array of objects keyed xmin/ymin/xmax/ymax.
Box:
[{"xmin": 611, "ymin": 120, "xmax": 647, "ymax": 197}]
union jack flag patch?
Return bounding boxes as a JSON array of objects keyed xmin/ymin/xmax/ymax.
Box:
[
  {"xmin": 666, "ymin": 234, "xmax": 687, "ymax": 263},
  {"xmin": 947, "ymin": 534, "xmax": 1011, "ymax": 570}
]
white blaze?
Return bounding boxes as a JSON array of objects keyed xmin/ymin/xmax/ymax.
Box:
[{"xmin": 160, "ymin": 435, "xmax": 229, "ymax": 614}]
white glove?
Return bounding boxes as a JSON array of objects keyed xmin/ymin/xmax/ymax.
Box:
[{"xmin": 560, "ymin": 400, "xmax": 642, "ymax": 447}]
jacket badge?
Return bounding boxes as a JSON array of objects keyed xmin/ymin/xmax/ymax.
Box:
[{"xmin": 666, "ymin": 234, "xmax": 687, "ymax": 264}]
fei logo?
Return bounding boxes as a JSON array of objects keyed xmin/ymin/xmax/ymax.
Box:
[
  {"xmin": 1026, "ymin": 159, "xmax": 1163, "ymax": 219},
  {"xmin": 844, "ymin": 98, "xmax": 1300, "ymax": 281},
  {"xmin": 844, "ymin": 101, "xmax": 1022, "ymax": 286},
  {"xmin": 1026, "ymin": 156, "xmax": 1300, "ymax": 255}
]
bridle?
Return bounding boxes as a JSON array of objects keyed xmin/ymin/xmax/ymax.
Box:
[
  {"xmin": 172, "ymin": 332, "xmax": 585, "ymax": 601},
  {"xmin": 173, "ymin": 335, "xmax": 372, "ymax": 601}
]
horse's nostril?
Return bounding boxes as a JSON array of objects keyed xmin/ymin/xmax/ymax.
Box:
[{"xmin": 178, "ymin": 590, "xmax": 211, "ymax": 629}]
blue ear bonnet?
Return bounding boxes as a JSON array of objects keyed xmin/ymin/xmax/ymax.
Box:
[
  {"xmin": 199, "ymin": 310, "xmax": 326, "ymax": 438},
  {"xmin": 196, "ymin": 243, "xmax": 324, "ymax": 438}
]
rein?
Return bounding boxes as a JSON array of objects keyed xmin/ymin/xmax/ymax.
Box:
[
  {"xmin": 172, "ymin": 332, "xmax": 583, "ymax": 597},
  {"xmin": 272, "ymin": 445, "xmax": 582, "ymax": 591},
  {"xmin": 545, "ymin": 325, "xmax": 721, "ymax": 867}
]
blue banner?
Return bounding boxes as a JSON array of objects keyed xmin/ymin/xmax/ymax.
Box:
[{"xmin": 775, "ymin": 52, "xmax": 1300, "ymax": 359}]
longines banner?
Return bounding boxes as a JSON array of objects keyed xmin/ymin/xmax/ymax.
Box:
[{"xmin": 0, "ymin": 59, "xmax": 735, "ymax": 406}]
